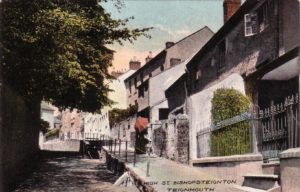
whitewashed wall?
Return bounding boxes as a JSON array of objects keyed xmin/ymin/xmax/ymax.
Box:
[
  {"xmin": 188, "ymin": 74, "xmax": 246, "ymax": 159},
  {"xmin": 83, "ymin": 109, "xmax": 110, "ymax": 139},
  {"xmin": 109, "ymin": 70, "xmax": 135, "ymax": 109}
]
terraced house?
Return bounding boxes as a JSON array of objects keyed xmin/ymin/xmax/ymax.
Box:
[{"xmin": 120, "ymin": 26, "xmax": 214, "ymax": 152}]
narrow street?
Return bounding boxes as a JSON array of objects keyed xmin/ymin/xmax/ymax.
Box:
[{"xmin": 13, "ymin": 157, "xmax": 138, "ymax": 192}]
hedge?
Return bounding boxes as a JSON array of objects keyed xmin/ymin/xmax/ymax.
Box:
[{"xmin": 210, "ymin": 88, "xmax": 252, "ymax": 156}]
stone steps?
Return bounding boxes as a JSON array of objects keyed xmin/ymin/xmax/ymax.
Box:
[
  {"xmin": 262, "ymin": 159, "xmax": 280, "ymax": 175},
  {"xmin": 242, "ymin": 174, "xmax": 279, "ymax": 191},
  {"xmin": 232, "ymin": 185, "xmax": 267, "ymax": 192}
]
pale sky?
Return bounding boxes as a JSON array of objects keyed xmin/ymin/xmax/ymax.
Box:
[{"xmin": 102, "ymin": 0, "xmax": 235, "ymax": 72}]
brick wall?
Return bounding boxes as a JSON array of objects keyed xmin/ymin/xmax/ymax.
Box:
[{"xmin": 223, "ymin": 0, "xmax": 241, "ymax": 23}]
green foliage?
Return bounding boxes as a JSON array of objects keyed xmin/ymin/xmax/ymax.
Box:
[
  {"xmin": 0, "ymin": 0, "xmax": 151, "ymax": 112},
  {"xmin": 210, "ymin": 122, "xmax": 252, "ymax": 156},
  {"xmin": 210, "ymin": 88, "xmax": 252, "ymax": 156},
  {"xmin": 108, "ymin": 104, "xmax": 137, "ymax": 127},
  {"xmin": 40, "ymin": 119, "xmax": 50, "ymax": 134},
  {"xmin": 211, "ymin": 88, "xmax": 250, "ymax": 123},
  {"xmin": 45, "ymin": 128, "xmax": 59, "ymax": 139}
]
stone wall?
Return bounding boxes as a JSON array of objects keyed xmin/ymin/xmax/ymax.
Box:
[
  {"xmin": 40, "ymin": 140, "xmax": 81, "ymax": 152},
  {"xmin": 192, "ymin": 154, "xmax": 263, "ymax": 185},
  {"xmin": 279, "ymin": 148, "xmax": 300, "ymax": 192},
  {"xmin": 153, "ymin": 126, "xmax": 166, "ymax": 157},
  {"xmin": 0, "ymin": 83, "xmax": 41, "ymax": 191},
  {"xmin": 176, "ymin": 119, "xmax": 189, "ymax": 164}
]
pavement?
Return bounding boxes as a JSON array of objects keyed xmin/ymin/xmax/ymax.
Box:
[
  {"xmin": 103, "ymin": 145, "xmax": 252, "ymax": 192},
  {"xmin": 13, "ymin": 157, "xmax": 138, "ymax": 192}
]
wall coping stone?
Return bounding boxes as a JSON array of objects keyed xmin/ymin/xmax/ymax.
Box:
[
  {"xmin": 279, "ymin": 148, "xmax": 300, "ymax": 159},
  {"xmin": 262, "ymin": 162, "xmax": 280, "ymax": 167},
  {"xmin": 244, "ymin": 174, "xmax": 279, "ymax": 179},
  {"xmin": 192, "ymin": 154, "xmax": 263, "ymax": 164}
]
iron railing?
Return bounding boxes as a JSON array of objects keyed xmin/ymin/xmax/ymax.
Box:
[
  {"xmin": 259, "ymin": 93, "xmax": 300, "ymax": 159},
  {"xmin": 196, "ymin": 93, "xmax": 300, "ymax": 159},
  {"xmin": 197, "ymin": 112, "xmax": 254, "ymax": 158}
]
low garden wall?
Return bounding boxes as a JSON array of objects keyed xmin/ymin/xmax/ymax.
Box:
[
  {"xmin": 41, "ymin": 139, "xmax": 81, "ymax": 152},
  {"xmin": 192, "ymin": 154, "xmax": 263, "ymax": 185},
  {"xmin": 279, "ymin": 148, "xmax": 300, "ymax": 192}
]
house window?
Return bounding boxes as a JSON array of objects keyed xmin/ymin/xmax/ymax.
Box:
[
  {"xmin": 140, "ymin": 72, "xmax": 143, "ymax": 83},
  {"xmin": 144, "ymin": 81, "xmax": 149, "ymax": 91},
  {"xmin": 129, "ymin": 81, "xmax": 132, "ymax": 94},
  {"xmin": 244, "ymin": 13, "xmax": 258, "ymax": 36},
  {"xmin": 134, "ymin": 77, "xmax": 137, "ymax": 88},
  {"xmin": 159, "ymin": 108, "xmax": 169, "ymax": 120},
  {"xmin": 257, "ymin": 1, "xmax": 270, "ymax": 32},
  {"xmin": 123, "ymin": 126, "xmax": 126, "ymax": 137},
  {"xmin": 245, "ymin": 1, "xmax": 270, "ymax": 36},
  {"xmin": 196, "ymin": 68, "xmax": 202, "ymax": 80},
  {"xmin": 138, "ymin": 86, "xmax": 144, "ymax": 98},
  {"xmin": 170, "ymin": 58, "xmax": 181, "ymax": 67}
]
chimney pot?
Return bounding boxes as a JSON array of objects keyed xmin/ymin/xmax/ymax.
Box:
[
  {"xmin": 166, "ymin": 42, "xmax": 175, "ymax": 49},
  {"xmin": 145, "ymin": 51, "xmax": 153, "ymax": 63}
]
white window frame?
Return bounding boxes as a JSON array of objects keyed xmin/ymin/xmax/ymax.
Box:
[{"xmin": 244, "ymin": 13, "xmax": 258, "ymax": 37}]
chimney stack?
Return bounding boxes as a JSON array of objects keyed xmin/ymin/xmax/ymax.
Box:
[
  {"xmin": 129, "ymin": 58, "xmax": 141, "ymax": 70},
  {"xmin": 223, "ymin": 0, "xmax": 241, "ymax": 23},
  {"xmin": 145, "ymin": 51, "xmax": 153, "ymax": 63},
  {"xmin": 165, "ymin": 42, "xmax": 175, "ymax": 49}
]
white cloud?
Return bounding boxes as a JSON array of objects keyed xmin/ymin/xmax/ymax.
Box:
[
  {"xmin": 175, "ymin": 29, "xmax": 192, "ymax": 36},
  {"xmin": 152, "ymin": 24, "xmax": 192, "ymax": 39}
]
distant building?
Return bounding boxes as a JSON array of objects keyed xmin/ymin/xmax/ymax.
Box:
[
  {"xmin": 118, "ymin": 26, "xmax": 214, "ymax": 153},
  {"xmin": 40, "ymin": 101, "xmax": 55, "ymax": 129},
  {"xmin": 124, "ymin": 26, "xmax": 214, "ymax": 119},
  {"xmin": 83, "ymin": 61, "xmax": 139, "ymax": 140},
  {"xmin": 60, "ymin": 109, "xmax": 83, "ymax": 140}
]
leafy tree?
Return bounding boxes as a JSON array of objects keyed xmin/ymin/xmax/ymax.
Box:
[
  {"xmin": 0, "ymin": 0, "xmax": 150, "ymax": 112},
  {"xmin": 108, "ymin": 104, "xmax": 137, "ymax": 127},
  {"xmin": 40, "ymin": 119, "xmax": 50, "ymax": 134}
]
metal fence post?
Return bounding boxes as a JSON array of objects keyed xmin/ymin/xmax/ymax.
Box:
[
  {"xmin": 118, "ymin": 139, "xmax": 121, "ymax": 157},
  {"xmin": 133, "ymin": 148, "xmax": 136, "ymax": 167},
  {"xmin": 125, "ymin": 141, "xmax": 128, "ymax": 162},
  {"xmin": 114, "ymin": 139, "xmax": 117, "ymax": 154},
  {"xmin": 110, "ymin": 139, "xmax": 112, "ymax": 152}
]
